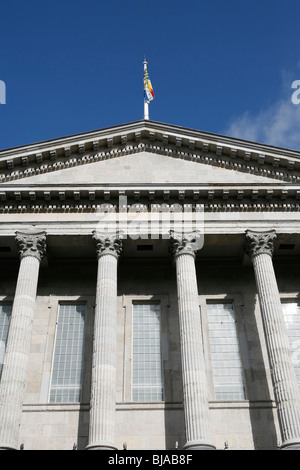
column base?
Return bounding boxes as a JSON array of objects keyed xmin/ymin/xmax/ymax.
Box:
[
  {"xmin": 86, "ymin": 443, "xmax": 117, "ymax": 451},
  {"xmin": 183, "ymin": 440, "xmax": 216, "ymax": 450},
  {"xmin": 280, "ymin": 438, "xmax": 300, "ymax": 450},
  {"xmin": 0, "ymin": 444, "xmax": 18, "ymax": 450}
]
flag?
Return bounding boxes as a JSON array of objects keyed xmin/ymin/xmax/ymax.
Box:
[{"xmin": 144, "ymin": 67, "xmax": 155, "ymax": 103}]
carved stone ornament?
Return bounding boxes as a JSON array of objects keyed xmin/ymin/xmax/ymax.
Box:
[
  {"xmin": 245, "ymin": 229, "xmax": 277, "ymax": 259},
  {"xmin": 92, "ymin": 231, "xmax": 123, "ymax": 259},
  {"xmin": 169, "ymin": 230, "xmax": 203, "ymax": 258},
  {"xmin": 15, "ymin": 231, "xmax": 47, "ymax": 261}
]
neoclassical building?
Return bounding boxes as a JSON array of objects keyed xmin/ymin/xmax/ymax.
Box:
[{"xmin": 0, "ymin": 119, "xmax": 300, "ymax": 450}]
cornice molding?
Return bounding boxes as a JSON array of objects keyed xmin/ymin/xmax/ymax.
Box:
[
  {"xmin": 0, "ymin": 122, "xmax": 300, "ymax": 184},
  {"xmin": 0, "ymin": 184, "xmax": 299, "ymax": 213}
]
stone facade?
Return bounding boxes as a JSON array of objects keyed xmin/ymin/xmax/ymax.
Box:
[{"xmin": 0, "ymin": 120, "xmax": 300, "ymax": 450}]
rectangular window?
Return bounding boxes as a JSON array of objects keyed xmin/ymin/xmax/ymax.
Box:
[
  {"xmin": 207, "ymin": 302, "xmax": 246, "ymax": 400},
  {"xmin": 49, "ymin": 303, "xmax": 86, "ymax": 403},
  {"xmin": 132, "ymin": 303, "xmax": 163, "ymax": 402},
  {"xmin": 282, "ymin": 302, "xmax": 300, "ymax": 388},
  {"xmin": 0, "ymin": 304, "xmax": 12, "ymax": 379}
]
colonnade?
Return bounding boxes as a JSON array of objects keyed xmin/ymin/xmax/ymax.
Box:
[{"xmin": 0, "ymin": 229, "xmax": 300, "ymax": 450}]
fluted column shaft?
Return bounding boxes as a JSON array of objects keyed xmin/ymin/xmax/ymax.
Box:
[
  {"xmin": 86, "ymin": 232, "xmax": 122, "ymax": 450},
  {"xmin": 0, "ymin": 231, "xmax": 46, "ymax": 450},
  {"xmin": 170, "ymin": 231, "xmax": 215, "ymax": 450},
  {"xmin": 246, "ymin": 230, "xmax": 300, "ymax": 449}
]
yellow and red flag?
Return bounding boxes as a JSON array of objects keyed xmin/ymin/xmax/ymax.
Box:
[{"xmin": 144, "ymin": 66, "xmax": 155, "ymax": 103}]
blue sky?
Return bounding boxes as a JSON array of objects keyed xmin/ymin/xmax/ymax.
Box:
[{"xmin": 1, "ymin": 0, "xmax": 300, "ymax": 150}]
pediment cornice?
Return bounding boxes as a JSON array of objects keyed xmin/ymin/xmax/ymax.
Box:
[{"xmin": 0, "ymin": 120, "xmax": 300, "ymax": 184}]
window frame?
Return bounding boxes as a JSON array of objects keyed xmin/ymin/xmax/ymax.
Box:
[
  {"xmin": 121, "ymin": 295, "xmax": 170, "ymax": 403},
  {"xmin": 280, "ymin": 294, "xmax": 300, "ymax": 390},
  {"xmin": 40, "ymin": 296, "xmax": 94, "ymax": 405},
  {"xmin": 131, "ymin": 301, "xmax": 164, "ymax": 402},
  {"xmin": 200, "ymin": 294, "xmax": 248, "ymax": 402}
]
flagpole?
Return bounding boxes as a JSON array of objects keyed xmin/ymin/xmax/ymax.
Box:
[{"xmin": 143, "ymin": 59, "xmax": 149, "ymax": 120}]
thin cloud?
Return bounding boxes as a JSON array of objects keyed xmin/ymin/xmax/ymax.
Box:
[{"xmin": 225, "ymin": 88, "xmax": 300, "ymax": 150}]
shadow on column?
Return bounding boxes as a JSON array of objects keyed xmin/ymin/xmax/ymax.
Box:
[
  {"xmin": 164, "ymin": 403, "xmax": 185, "ymax": 450},
  {"xmin": 240, "ymin": 278, "xmax": 279, "ymax": 450},
  {"xmin": 76, "ymin": 296, "xmax": 94, "ymax": 450}
]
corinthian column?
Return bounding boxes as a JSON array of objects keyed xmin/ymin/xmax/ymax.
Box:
[
  {"xmin": 0, "ymin": 231, "xmax": 46, "ymax": 450},
  {"xmin": 170, "ymin": 231, "xmax": 215, "ymax": 450},
  {"xmin": 245, "ymin": 230, "xmax": 300, "ymax": 450},
  {"xmin": 86, "ymin": 231, "xmax": 122, "ymax": 450}
]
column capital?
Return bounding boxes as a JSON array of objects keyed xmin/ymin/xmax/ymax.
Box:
[
  {"xmin": 170, "ymin": 230, "xmax": 202, "ymax": 259},
  {"xmin": 92, "ymin": 231, "xmax": 123, "ymax": 259},
  {"xmin": 245, "ymin": 229, "xmax": 277, "ymax": 259},
  {"xmin": 15, "ymin": 231, "xmax": 47, "ymax": 262}
]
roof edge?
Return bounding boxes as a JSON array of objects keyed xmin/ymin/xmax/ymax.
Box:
[{"xmin": 1, "ymin": 119, "xmax": 300, "ymax": 158}]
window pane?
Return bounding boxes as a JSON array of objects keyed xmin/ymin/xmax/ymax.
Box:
[
  {"xmin": 49, "ymin": 304, "xmax": 86, "ymax": 403},
  {"xmin": 207, "ymin": 303, "xmax": 246, "ymax": 400},
  {"xmin": 0, "ymin": 304, "xmax": 12, "ymax": 379},
  {"xmin": 282, "ymin": 302, "xmax": 300, "ymax": 388},
  {"xmin": 132, "ymin": 303, "xmax": 163, "ymax": 402}
]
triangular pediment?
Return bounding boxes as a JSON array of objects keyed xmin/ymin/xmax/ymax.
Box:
[
  {"xmin": 1, "ymin": 120, "xmax": 300, "ymax": 187},
  {"xmin": 2, "ymin": 150, "xmax": 286, "ymax": 185}
]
